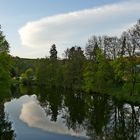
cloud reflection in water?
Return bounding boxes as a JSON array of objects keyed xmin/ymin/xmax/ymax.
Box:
[{"xmin": 19, "ymin": 99, "xmax": 87, "ymax": 138}]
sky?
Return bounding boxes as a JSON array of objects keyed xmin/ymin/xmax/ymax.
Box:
[{"xmin": 0, "ymin": 0, "xmax": 140, "ymax": 58}]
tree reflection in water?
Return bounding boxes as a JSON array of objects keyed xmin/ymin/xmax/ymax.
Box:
[
  {"xmin": 0, "ymin": 87, "xmax": 15, "ymax": 140},
  {"xmin": 37, "ymin": 87, "xmax": 140, "ymax": 140}
]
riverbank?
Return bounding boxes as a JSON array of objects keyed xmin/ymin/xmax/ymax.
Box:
[{"xmin": 106, "ymin": 84, "xmax": 140, "ymax": 105}]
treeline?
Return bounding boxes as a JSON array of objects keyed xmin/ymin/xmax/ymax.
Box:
[
  {"xmin": 0, "ymin": 20, "xmax": 140, "ymax": 100},
  {"xmin": 32, "ymin": 20, "xmax": 140, "ymax": 98}
]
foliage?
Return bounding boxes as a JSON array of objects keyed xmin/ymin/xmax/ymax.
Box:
[
  {"xmin": 63, "ymin": 46, "xmax": 85, "ymax": 90},
  {"xmin": 20, "ymin": 68, "xmax": 34, "ymax": 85},
  {"xmin": 50, "ymin": 44, "xmax": 57, "ymax": 61},
  {"xmin": 0, "ymin": 27, "xmax": 12, "ymax": 90},
  {"xmin": 83, "ymin": 49, "xmax": 113, "ymax": 93}
]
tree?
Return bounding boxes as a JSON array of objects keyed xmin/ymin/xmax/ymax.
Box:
[
  {"xmin": 0, "ymin": 26, "xmax": 11, "ymax": 89},
  {"xmin": 0, "ymin": 102, "xmax": 15, "ymax": 140},
  {"xmin": 49, "ymin": 44, "xmax": 57, "ymax": 60},
  {"xmin": 85, "ymin": 36, "xmax": 102, "ymax": 60},
  {"xmin": 121, "ymin": 20, "xmax": 140, "ymax": 95},
  {"xmin": 21, "ymin": 68, "xmax": 34, "ymax": 85},
  {"xmin": 64, "ymin": 46, "xmax": 85, "ymax": 90},
  {"xmin": 83, "ymin": 48, "xmax": 113, "ymax": 93},
  {"xmin": 103, "ymin": 36, "xmax": 120, "ymax": 59},
  {"xmin": 0, "ymin": 26, "xmax": 9, "ymax": 53},
  {"xmin": 36, "ymin": 58, "xmax": 49, "ymax": 86}
]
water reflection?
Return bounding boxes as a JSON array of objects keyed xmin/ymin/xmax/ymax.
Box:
[
  {"xmin": 20, "ymin": 98, "xmax": 87, "ymax": 137},
  {"xmin": 4, "ymin": 87, "xmax": 140, "ymax": 140},
  {"xmin": 5, "ymin": 94, "xmax": 88, "ymax": 140},
  {"xmin": 0, "ymin": 86, "xmax": 15, "ymax": 140},
  {"xmin": 37, "ymin": 88, "xmax": 140, "ymax": 140}
]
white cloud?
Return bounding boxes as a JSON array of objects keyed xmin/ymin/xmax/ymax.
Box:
[{"xmin": 19, "ymin": 0, "xmax": 140, "ymax": 57}]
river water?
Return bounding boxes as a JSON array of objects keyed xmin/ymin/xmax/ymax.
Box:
[{"xmin": 1, "ymin": 86, "xmax": 140, "ymax": 140}]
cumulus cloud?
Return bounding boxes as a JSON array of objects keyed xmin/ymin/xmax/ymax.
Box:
[
  {"xmin": 19, "ymin": 0, "xmax": 140, "ymax": 57},
  {"xmin": 20, "ymin": 101, "xmax": 87, "ymax": 137}
]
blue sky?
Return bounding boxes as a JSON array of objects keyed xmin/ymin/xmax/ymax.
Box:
[{"xmin": 0, "ymin": 0, "xmax": 140, "ymax": 58}]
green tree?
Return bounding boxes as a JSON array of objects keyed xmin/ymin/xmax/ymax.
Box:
[
  {"xmin": 36, "ymin": 58, "xmax": 49, "ymax": 86},
  {"xmin": 64, "ymin": 46, "xmax": 85, "ymax": 90},
  {"xmin": 0, "ymin": 26, "xmax": 12, "ymax": 90},
  {"xmin": 83, "ymin": 61, "xmax": 97, "ymax": 92},
  {"xmin": 0, "ymin": 27, "xmax": 9, "ymax": 53},
  {"xmin": 121, "ymin": 21, "xmax": 140, "ymax": 95},
  {"xmin": 21, "ymin": 68, "xmax": 34, "ymax": 85},
  {"xmin": 85, "ymin": 36, "xmax": 102, "ymax": 60},
  {"xmin": 49, "ymin": 44, "xmax": 57, "ymax": 60},
  {"xmin": 0, "ymin": 102, "xmax": 15, "ymax": 140},
  {"xmin": 83, "ymin": 49, "xmax": 113, "ymax": 93}
]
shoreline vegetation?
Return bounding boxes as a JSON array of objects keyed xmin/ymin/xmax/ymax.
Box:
[{"xmin": 0, "ymin": 20, "xmax": 140, "ymax": 104}]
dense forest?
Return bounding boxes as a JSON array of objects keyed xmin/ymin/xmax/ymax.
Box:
[{"xmin": 0, "ymin": 20, "xmax": 140, "ymax": 103}]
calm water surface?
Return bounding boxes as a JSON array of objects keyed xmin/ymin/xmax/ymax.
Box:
[{"xmin": 1, "ymin": 87, "xmax": 140, "ymax": 140}]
